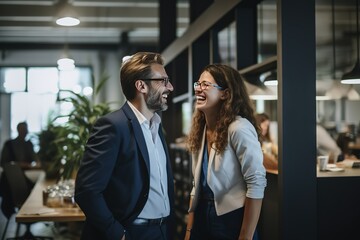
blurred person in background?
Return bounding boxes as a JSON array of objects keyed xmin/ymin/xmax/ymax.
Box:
[
  {"xmin": 0, "ymin": 121, "xmax": 36, "ymax": 220},
  {"xmin": 0, "ymin": 121, "xmax": 37, "ymax": 169},
  {"xmin": 256, "ymin": 113, "xmax": 278, "ymax": 170},
  {"xmin": 336, "ymin": 133, "xmax": 356, "ymax": 160},
  {"xmin": 316, "ymin": 123, "xmax": 342, "ymax": 163}
]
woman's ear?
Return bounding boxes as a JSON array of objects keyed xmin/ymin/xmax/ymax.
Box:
[
  {"xmin": 135, "ymin": 80, "xmax": 148, "ymax": 93},
  {"xmin": 220, "ymin": 89, "xmax": 230, "ymax": 100}
]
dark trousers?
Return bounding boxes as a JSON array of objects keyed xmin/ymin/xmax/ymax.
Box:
[
  {"xmin": 189, "ymin": 201, "xmax": 259, "ymax": 240},
  {"xmin": 125, "ymin": 223, "xmax": 168, "ymax": 240},
  {"xmin": 80, "ymin": 221, "xmax": 168, "ymax": 240}
]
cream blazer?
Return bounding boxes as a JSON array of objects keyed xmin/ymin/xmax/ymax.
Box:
[{"xmin": 189, "ymin": 116, "xmax": 267, "ymax": 216}]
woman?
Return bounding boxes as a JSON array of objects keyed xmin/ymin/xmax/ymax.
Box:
[
  {"xmin": 256, "ymin": 113, "xmax": 278, "ymax": 170},
  {"xmin": 185, "ymin": 64, "xmax": 266, "ymax": 240},
  {"xmin": 256, "ymin": 113, "xmax": 271, "ymax": 143}
]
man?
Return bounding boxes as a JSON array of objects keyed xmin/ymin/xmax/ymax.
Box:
[
  {"xmin": 75, "ymin": 52, "xmax": 175, "ymax": 240},
  {"xmin": 0, "ymin": 121, "xmax": 36, "ymax": 219},
  {"xmin": 1, "ymin": 122, "xmax": 36, "ymax": 168}
]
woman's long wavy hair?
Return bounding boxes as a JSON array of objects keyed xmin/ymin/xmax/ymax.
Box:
[
  {"xmin": 187, "ymin": 64, "xmax": 261, "ymax": 154},
  {"xmin": 256, "ymin": 112, "xmax": 271, "ymax": 143}
]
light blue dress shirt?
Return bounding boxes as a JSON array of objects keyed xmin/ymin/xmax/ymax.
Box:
[{"xmin": 128, "ymin": 101, "xmax": 170, "ymax": 219}]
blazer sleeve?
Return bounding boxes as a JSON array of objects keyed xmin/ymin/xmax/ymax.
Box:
[
  {"xmin": 75, "ymin": 116, "xmax": 124, "ymax": 239},
  {"xmin": 229, "ymin": 118, "xmax": 267, "ymax": 199}
]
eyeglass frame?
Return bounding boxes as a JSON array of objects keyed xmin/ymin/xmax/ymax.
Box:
[
  {"xmin": 141, "ymin": 77, "xmax": 171, "ymax": 87},
  {"xmin": 193, "ymin": 81, "xmax": 224, "ymax": 90}
]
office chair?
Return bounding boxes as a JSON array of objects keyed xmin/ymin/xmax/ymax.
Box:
[{"xmin": 1, "ymin": 162, "xmax": 52, "ymax": 240}]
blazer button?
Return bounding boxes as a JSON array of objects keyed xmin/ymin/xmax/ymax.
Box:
[{"xmin": 144, "ymin": 193, "xmax": 148, "ymax": 198}]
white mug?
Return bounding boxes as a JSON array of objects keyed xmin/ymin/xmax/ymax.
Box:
[{"xmin": 318, "ymin": 155, "xmax": 329, "ymax": 171}]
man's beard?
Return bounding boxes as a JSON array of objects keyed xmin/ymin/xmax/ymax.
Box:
[{"xmin": 145, "ymin": 87, "xmax": 168, "ymax": 112}]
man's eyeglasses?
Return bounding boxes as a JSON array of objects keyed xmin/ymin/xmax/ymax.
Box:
[
  {"xmin": 193, "ymin": 81, "xmax": 224, "ymax": 90},
  {"xmin": 142, "ymin": 77, "xmax": 171, "ymax": 87}
]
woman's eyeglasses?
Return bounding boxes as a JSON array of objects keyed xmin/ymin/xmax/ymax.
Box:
[
  {"xmin": 193, "ymin": 81, "xmax": 224, "ymax": 90},
  {"xmin": 142, "ymin": 77, "xmax": 171, "ymax": 87}
]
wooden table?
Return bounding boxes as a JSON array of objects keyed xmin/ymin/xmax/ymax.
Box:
[{"xmin": 16, "ymin": 171, "xmax": 85, "ymax": 223}]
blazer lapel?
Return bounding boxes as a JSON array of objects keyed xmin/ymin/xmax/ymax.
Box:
[
  {"xmin": 122, "ymin": 102, "xmax": 150, "ymax": 173},
  {"xmin": 194, "ymin": 130, "xmax": 206, "ymax": 190}
]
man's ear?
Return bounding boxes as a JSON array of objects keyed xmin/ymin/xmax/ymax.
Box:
[{"xmin": 135, "ymin": 80, "xmax": 147, "ymax": 93}]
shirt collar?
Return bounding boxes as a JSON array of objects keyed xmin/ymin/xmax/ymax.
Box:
[{"xmin": 127, "ymin": 101, "xmax": 161, "ymax": 126}]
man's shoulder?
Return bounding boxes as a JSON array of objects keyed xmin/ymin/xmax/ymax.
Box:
[
  {"xmin": 95, "ymin": 105, "xmax": 133, "ymax": 130},
  {"xmin": 3, "ymin": 139, "xmax": 13, "ymax": 146}
]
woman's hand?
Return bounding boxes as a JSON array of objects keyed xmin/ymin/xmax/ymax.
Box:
[
  {"xmin": 184, "ymin": 229, "xmax": 191, "ymax": 240},
  {"xmin": 184, "ymin": 198, "xmax": 194, "ymax": 240}
]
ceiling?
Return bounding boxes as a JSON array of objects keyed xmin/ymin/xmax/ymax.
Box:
[
  {"xmin": 0, "ymin": 0, "xmax": 358, "ymax": 82},
  {"xmin": 0, "ymin": 0, "xmax": 189, "ymax": 48}
]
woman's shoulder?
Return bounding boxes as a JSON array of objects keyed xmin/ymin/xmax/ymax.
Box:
[
  {"xmin": 228, "ymin": 116, "xmax": 257, "ymax": 137},
  {"xmin": 229, "ymin": 116, "xmax": 254, "ymax": 129}
]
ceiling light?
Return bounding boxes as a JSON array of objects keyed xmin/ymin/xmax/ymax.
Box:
[
  {"xmin": 341, "ymin": 0, "xmax": 360, "ymax": 84},
  {"xmin": 57, "ymin": 57, "xmax": 75, "ymax": 71},
  {"xmin": 340, "ymin": 61, "xmax": 360, "ymax": 84},
  {"xmin": 56, "ymin": 17, "xmax": 80, "ymax": 26},
  {"xmin": 57, "ymin": 43, "xmax": 75, "ymax": 71},
  {"xmin": 264, "ymin": 71, "xmax": 278, "ymax": 86},
  {"xmin": 245, "ymin": 81, "xmax": 277, "ymax": 100},
  {"xmin": 55, "ymin": 0, "xmax": 80, "ymax": 26}
]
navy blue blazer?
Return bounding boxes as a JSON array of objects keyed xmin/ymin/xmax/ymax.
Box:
[{"xmin": 75, "ymin": 102, "xmax": 175, "ymax": 240}]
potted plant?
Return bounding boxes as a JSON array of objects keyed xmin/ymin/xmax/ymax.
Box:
[
  {"xmin": 37, "ymin": 123, "xmax": 63, "ymax": 179},
  {"xmin": 37, "ymin": 74, "xmax": 113, "ymax": 180}
]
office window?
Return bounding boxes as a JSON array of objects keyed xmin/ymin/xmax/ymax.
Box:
[
  {"xmin": 28, "ymin": 68, "xmax": 58, "ymax": 94},
  {"xmin": 218, "ymin": 21, "xmax": 237, "ymax": 68},
  {"xmin": 0, "ymin": 67, "xmax": 93, "ymax": 146},
  {"xmin": 0, "ymin": 68, "xmax": 27, "ymax": 92}
]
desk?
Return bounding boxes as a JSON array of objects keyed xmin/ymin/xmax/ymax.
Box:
[
  {"xmin": 16, "ymin": 172, "xmax": 85, "ymax": 223},
  {"xmin": 259, "ymin": 166, "xmax": 360, "ymax": 240},
  {"xmin": 24, "ymin": 169, "xmax": 43, "ymax": 184},
  {"xmin": 317, "ymin": 165, "xmax": 360, "ymax": 177}
]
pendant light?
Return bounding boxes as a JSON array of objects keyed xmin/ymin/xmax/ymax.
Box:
[
  {"xmin": 55, "ymin": 0, "xmax": 80, "ymax": 27},
  {"xmin": 57, "ymin": 44, "xmax": 75, "ymax": 71},
  {"xmin": 57, "ymin": 57, "xmax": 75, "ymax": 71},
  {"xmin": 341, "ymin": 0, "xmax": 360, "ymax": 84},
  {"xmin": 264, "ymin": 70, "xmax": 278, "ymax": 86}
]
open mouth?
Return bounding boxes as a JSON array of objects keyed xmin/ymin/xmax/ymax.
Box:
[
  {"xmin": 196, "ymin": 95, "xmax": 206, "ymax": 103},
  {"xmin": 162, "ymin": 93, "xmax": 168, "ymax": 102}
]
